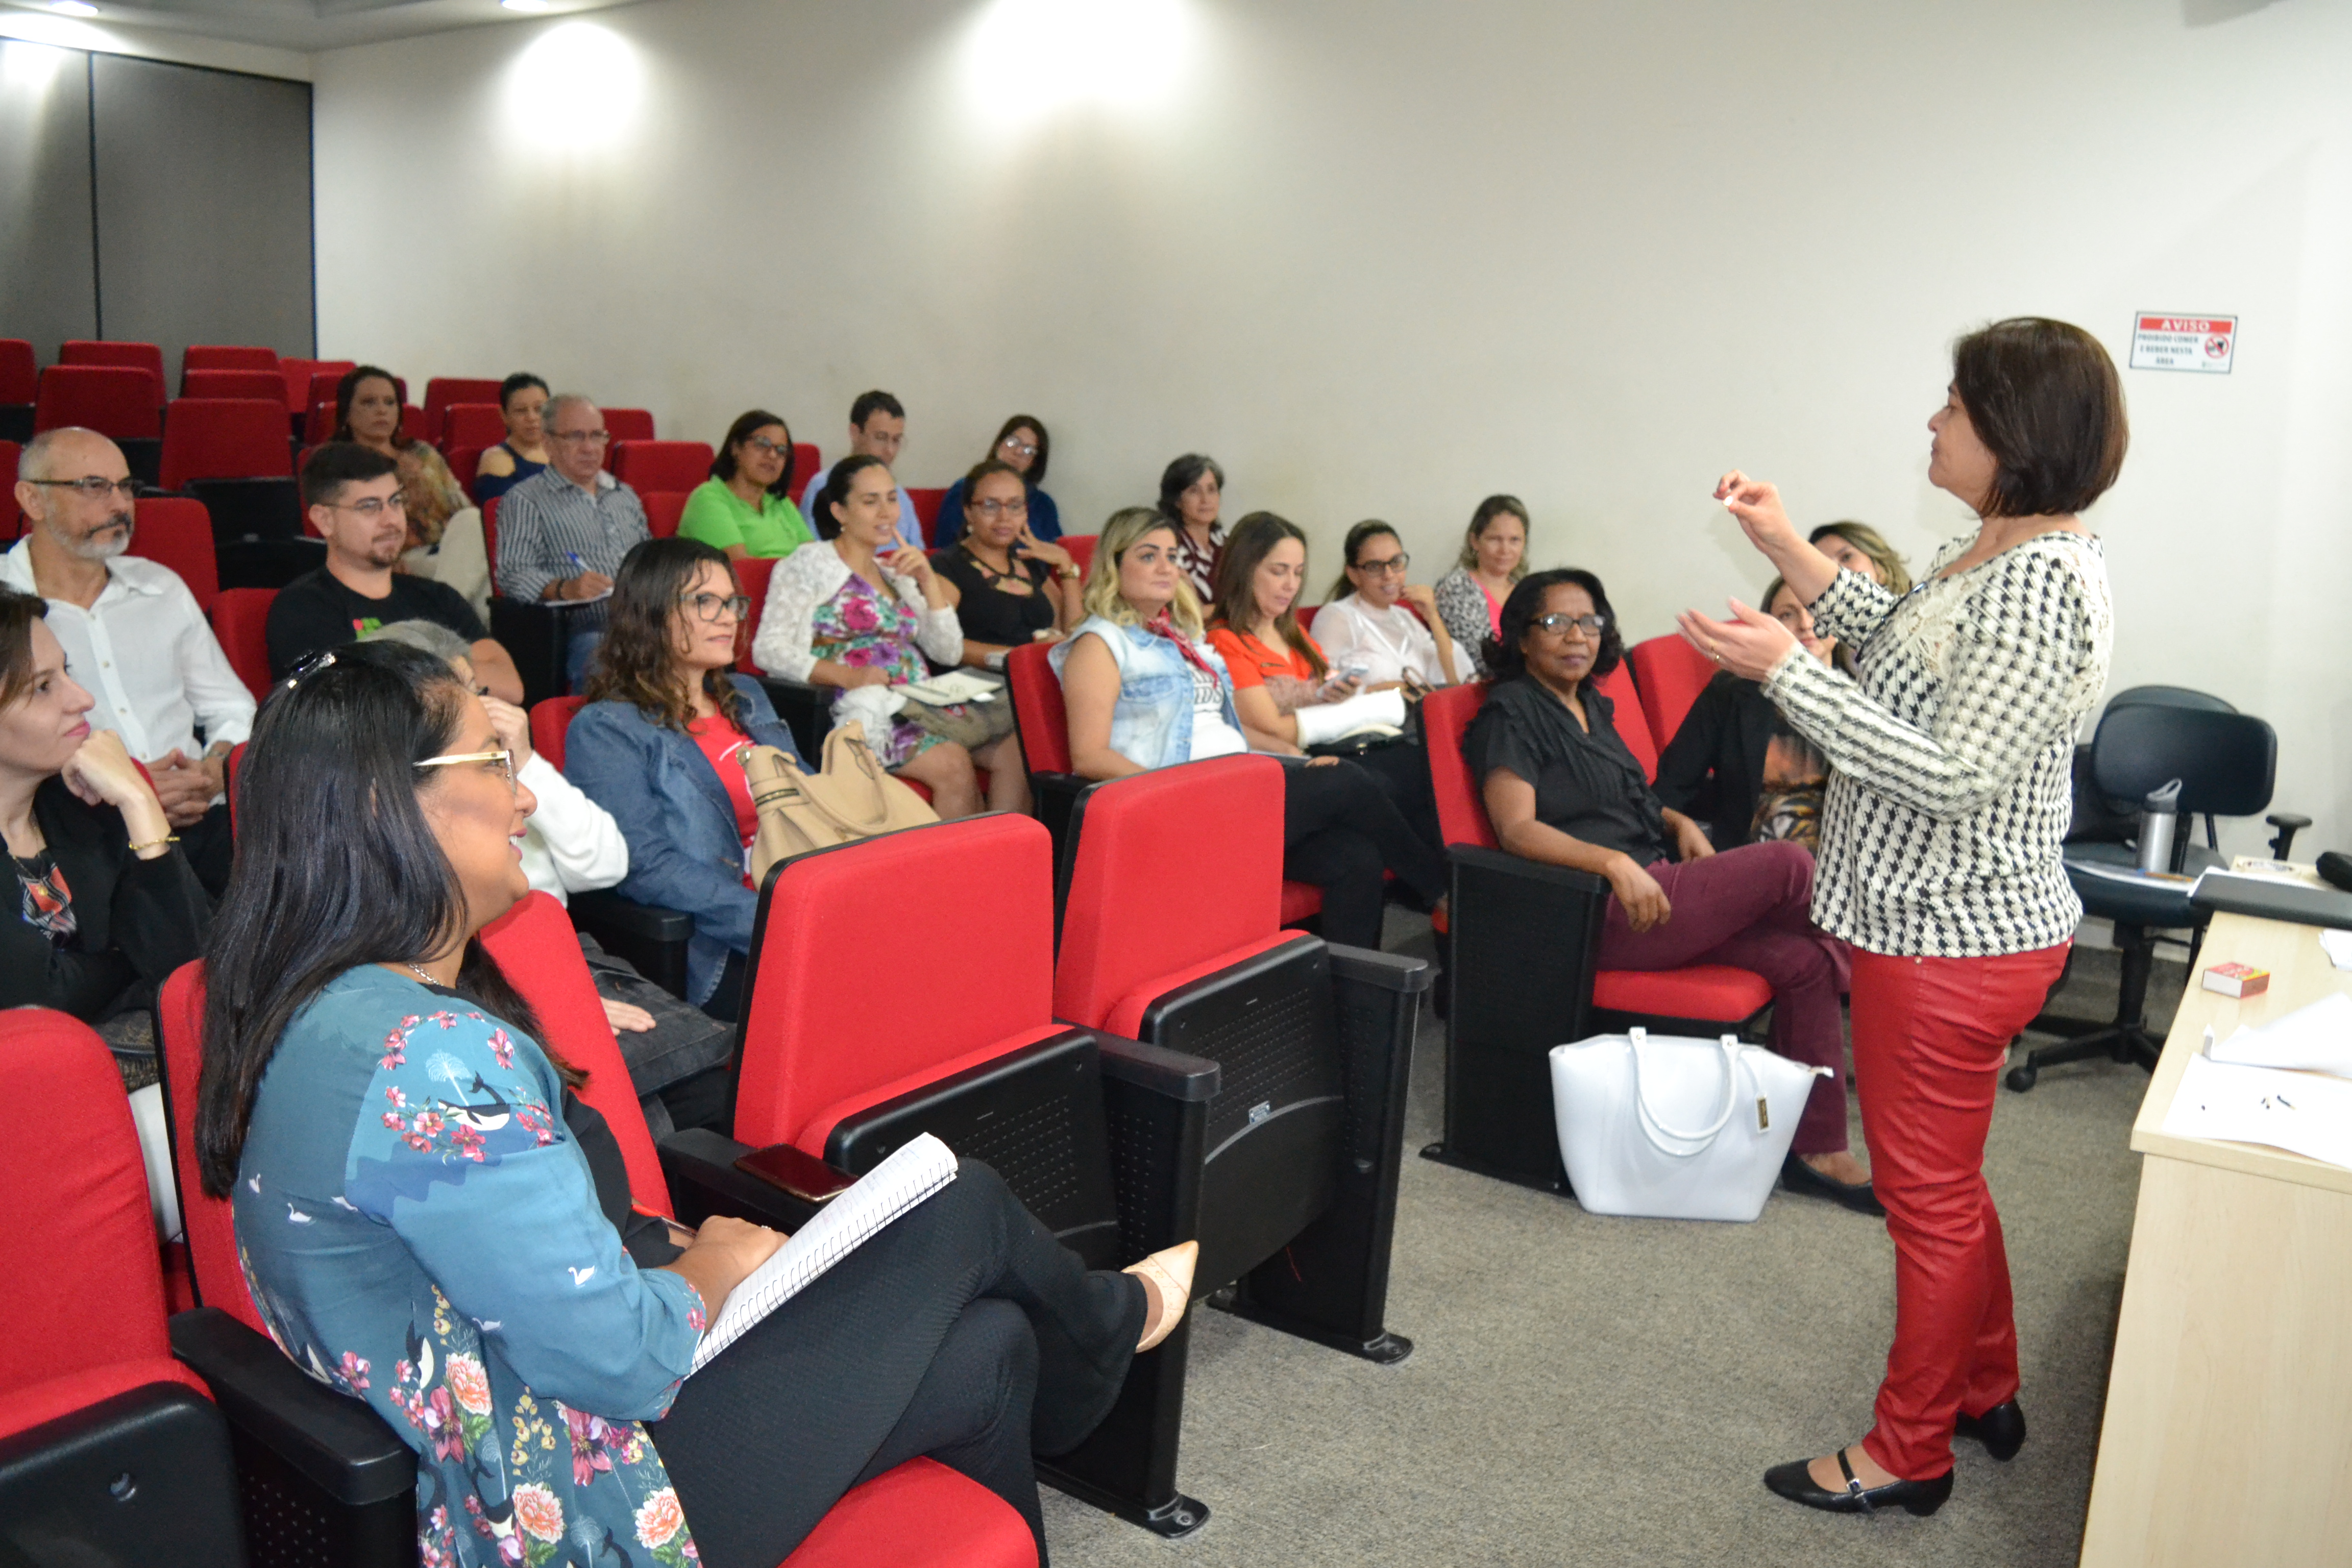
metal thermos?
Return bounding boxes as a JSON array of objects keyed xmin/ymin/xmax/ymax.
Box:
[{"xmin": 2136, "ymin": 778, "xmax": 2183, "ymax": 873}]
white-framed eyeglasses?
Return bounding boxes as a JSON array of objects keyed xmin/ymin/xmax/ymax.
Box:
[{"xmin": 417, "ymin": 748, "xmax": 516, "ymax": 788}]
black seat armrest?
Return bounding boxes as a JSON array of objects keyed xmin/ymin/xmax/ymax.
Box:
[
  {"xmin": 169, "ymin": 1307, "xmax": 415, "ymax": 1508},
  {"xmin": 1092, "ymin": 1031, "xmax": 1220, "ymax": 1102},
  {"xmin": 656, "ymin": 1126, "xmax": 826, "ymax": 1232},
  {"xmin": 487, "ymin": 596, "xmax": 582, "ymax": 708},
  {"xmin": 2267, "ymin": 812, "xmax": 2312, "ymax": 859},
  {"xmin": 755, "ymin": 675, "xmax": 834, "ymax": 761},
  {"xmin": 1322, "ymin": 944, "xmax": 1433, "ymax": 994},
  {"xmin": 570, "ymin": 889, "xmax": 693, "ymax": 999}
]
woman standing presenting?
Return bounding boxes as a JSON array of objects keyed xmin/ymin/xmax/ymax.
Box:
[{"xmin": 1678, "ymin": 317, "xmax": 2123, "ymax": 1516}]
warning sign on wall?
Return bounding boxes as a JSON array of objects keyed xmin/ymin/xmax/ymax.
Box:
[{"xmin": 2129, "ymin": 314, "xmax": 2236, "ymax": 374}]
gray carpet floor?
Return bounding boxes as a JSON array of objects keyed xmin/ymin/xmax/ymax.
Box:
[{"xmin": 1043, "ymin": 920, "xmax": 2182, "ymax": 1567}]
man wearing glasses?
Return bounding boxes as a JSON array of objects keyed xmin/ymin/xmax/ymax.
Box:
[
  {"xmin": 4, "ymin": 427, "xmax": 253, "ymax": 892},
  {"xmin": 494, "ymin": 393, "xmax": 652, "ymax": 691},
  {"xmin": 266, "ymin": 444, "xmax": 524, "ymax": 702},
  {"xmin": 798, "ymin": 389, "xmax": 924, "ymax": 551}
]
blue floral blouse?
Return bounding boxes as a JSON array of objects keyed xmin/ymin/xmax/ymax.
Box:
[{"xmin": 234, "ymin": 966, "xmax": 708, "ymax": 1567}]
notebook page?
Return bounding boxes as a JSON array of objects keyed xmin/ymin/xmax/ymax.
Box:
[{"xmin": 690, "ymin": 1133, "xmax": 958, "ymax": 1374}]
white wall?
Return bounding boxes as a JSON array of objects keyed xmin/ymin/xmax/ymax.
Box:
[{"xmin": 314, "ymin": 0, "xmax": 2352, "ymax": 849}]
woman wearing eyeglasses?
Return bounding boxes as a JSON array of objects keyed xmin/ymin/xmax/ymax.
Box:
[
  {"xmin": 565, "ymin": 539, "xmax": 810, "ymax": 1022},
  {"xmin": 932, "ymin": 415, "xmax": 1062, "ymax": 548},
  {"xmin": 0, "ymin": 585, "xmax": 208, "ymax": 1034},
  {"xmin": 934, "ymin": 459, "xmax": 1082, "ymax": 668},
  {"xmin": 1653, "ymin": 576, "xmax": 1854, "ymax": 856},
  {"xmin": 1312, "ymin": 521, "xmax": 1462, "ymax": 690},
  {"xmin": 1462, "ymin": 570, "xmax": 1873, "ymax": 1212},
  {"xmin": 678, "ymin": 410, "xmax": 814, "ymax": 561}
]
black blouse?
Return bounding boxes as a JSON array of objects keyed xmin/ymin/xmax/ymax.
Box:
[
  {"xmin": 933, "ymin": 546, "xmax": 1056, "ymax": 649},
  {"xmin": 1461, "ymin": 676, "xmax": 1671, "ymax": 865},
  {"xmin": 1653, "ymin": 671, "xmax": 1830, "ymax": 850}
]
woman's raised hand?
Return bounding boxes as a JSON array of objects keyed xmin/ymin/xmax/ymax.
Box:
[
  {"xmin": 1014, "ymin": 526, "xmax": 1073, "ymax": 572},
  {"xmin": 480, "ymin": 695, "xmax": 535, "ymax": 772},
  {"xmin": 1715, "ymin": 470, "xmax": 1803, "ymax": 561},
  {"xmin": 1675, "ymin": 599, "xmax": 1799, "ymax": 683},
  {"xmin": 61, "ymin": 729, "xmax": 174, "ymax": 855}
]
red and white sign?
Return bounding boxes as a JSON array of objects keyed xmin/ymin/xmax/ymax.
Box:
[{"xmin": 2130, "ymin": 313, "xmax": 2236, "ymax": 374}]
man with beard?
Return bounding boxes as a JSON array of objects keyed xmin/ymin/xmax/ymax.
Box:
[
  {"xmin": 267, "ymin": 443, "xmax": 524, "ymax": 701},
  {"xmin": 5, "ymin": 427, "xmax": 253, "ymax": 892}
]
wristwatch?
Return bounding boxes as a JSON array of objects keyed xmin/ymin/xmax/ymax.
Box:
[{"xmin": 1056, "ymin": 564, "xmax": 1081, "ymax": 580}]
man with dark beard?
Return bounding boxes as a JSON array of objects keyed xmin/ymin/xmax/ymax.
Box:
[
  {"xmin": 5, "ymin": 426, "xmax": 252, "ymax": 892},
  {"xmin": 266, "ymin": 442, "xmax": 523, "ymax": 701}
]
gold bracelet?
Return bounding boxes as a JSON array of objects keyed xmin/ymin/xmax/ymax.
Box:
[{"xmin": 126, "ymin": 835, "xmax": 181, "ymax": 854}]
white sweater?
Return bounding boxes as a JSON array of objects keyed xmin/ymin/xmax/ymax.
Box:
[
  {"xmin": 518, "ymin": 752, "xmax": 629, "ymax": 905},
  {"xmin": 751, "ymin": 540, "xmax": 963, "ymax": 682}
]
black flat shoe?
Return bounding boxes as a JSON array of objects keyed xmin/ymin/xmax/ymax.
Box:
[
  {"xmin": 1764, "ymin": 1449, "xmax": 1953, "ymax": 1516},
  {"xmin": 1954, "ymin": 1400, "xmax": 2026, "ymax": 1461},
  {"xmin": 1780, "ymin": 1153, "xmax": 1888, "ymax": 1216}
]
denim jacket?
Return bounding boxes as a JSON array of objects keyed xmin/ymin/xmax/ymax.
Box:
[
  {"xmin": 563, "ymin": 676, "xmax": 805, "ymax": 1007},
  {"xmin": 1049, "ymin": 615, "xmax": 1242, "ymax": 772}
]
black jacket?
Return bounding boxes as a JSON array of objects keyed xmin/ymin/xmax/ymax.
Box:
[
  {"xmin": 1, "ymin": 776, "xmax": 211, "ymax": 1022},
  {"xmin": 1651, "ymin": 671, "xmax": 1781, "ymax": 851}
]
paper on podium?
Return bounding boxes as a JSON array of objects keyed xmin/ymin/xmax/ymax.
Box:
[
  {"xmin": 2163, "ymin": 1055, "xmax": 2352, "ymax": 1171},
  {"xmin": 2208, "ymin": 991, "xmax": 2352, "ymax": 1079}
]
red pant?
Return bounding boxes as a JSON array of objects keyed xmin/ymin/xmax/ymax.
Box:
[
  {"xmin": 1598, "ymin": 840, "xmax": 1849, "ymax": 1155},
  {"xmin": 1850, "ymin": 942, "xmax": 2069, "ymax": 1479}
]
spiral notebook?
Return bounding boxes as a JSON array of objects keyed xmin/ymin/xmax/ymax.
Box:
[{"xmin": 690, "ymin": 1133, "xmax": 958, "ymax": 1373}]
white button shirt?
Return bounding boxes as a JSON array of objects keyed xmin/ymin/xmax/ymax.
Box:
[{"xmin": 1, "ymin": 540, "xmax": 255, "ymax": 761}]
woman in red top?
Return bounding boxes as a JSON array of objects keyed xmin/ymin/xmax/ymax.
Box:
[{"xmin": 1207, "ymin": 512, "xmax": 1440, "ymax": 845}]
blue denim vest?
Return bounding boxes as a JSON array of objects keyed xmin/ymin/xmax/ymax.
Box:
[{"xmin": 1050, "ymin": 615, "xmax": 1242, "ymax": 772}]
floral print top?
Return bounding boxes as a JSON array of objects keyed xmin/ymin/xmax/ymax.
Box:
[
  {"xmin": 807, "ymin": 574, "xmax": 945, "ymax": 770},
  {"xmin": 234, "ymin": 966, "xmax": 708, "ymax": 1567}
]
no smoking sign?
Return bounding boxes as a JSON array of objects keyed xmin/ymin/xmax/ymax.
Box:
[{"xmin": 2129, "ymin": 313, "xmax": 2236, "ymax": 374}]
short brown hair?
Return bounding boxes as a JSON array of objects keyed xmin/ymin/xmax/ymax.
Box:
[
  {"xmin": 0, "ymin": 587, "xmax": 48, "ymax": 709},
  {"xmin": 1951, "ymin": 318, "xmax": 2128, "ymax": 519}
]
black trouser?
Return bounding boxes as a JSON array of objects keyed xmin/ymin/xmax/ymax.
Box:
[
  {"xmin": 650, "ymin": 1159, "xmax": 1146, "ymax": 1567},
  {"xmin": 1280, "ymin": 756, "xmax": 1447, "ymax": 950},
  {"xmin": 1334, "ymin": 741, "xmax": 1442, "ymax": 862}
]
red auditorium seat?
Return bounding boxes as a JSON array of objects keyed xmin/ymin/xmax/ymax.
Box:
[
  {"xmin": 1, "ymin": 439, "xmax": 18, "ymax": 540},
  {"xmin": 34, "ymin": 363, "xmax": 162, "ymax": 438},
  {"xmin": 611, "ymin": 438, "xmax": 715, "ymax": 494},
  {"xmin": 1, "ymin": 339, "xmax": 41, "ymax": 442},
  {"xmin": 1061, "ymin": 533, "xmax": 1095, "ymax": 575},
  {"xmin": 733, "ymin": 553, "xmax": 837, "ymax": 761},
  {"xmin": 421, "ymin": 376, "xmax": 503, "ymax": 426},
  {"xmin": 439, "ymin": 401, "xmax": 506, "ymax": 451},
  {"xmin": 161, "ymin": 398, "xmax": 300, "ymax": 553},
  {"xmin": 906, "ymin": 486, "xmax": 946, "ymax": 547},
  {"xmin": 793, "ymin": 441, "xmax": 821, "ymax": 486},
  {"xmin": 0, "ymin": 1009, "xmax": 246, "ymax": 1558},
  {"xmin": 179, "ymin": 368, "xmax": 285, "ymax": 402},
  {"xmin": 1592, "ymin": 662, "xmax": 1659, "ymax": 780},
  {"xmin": 1416, "ymin": 681, "xmax": 1771, "ymax": 1189},
  {"xmin": 603, "ymin": 406, "xmax": 656, "ymax": 445},
  {"xmin": 644, "ymin": 487, "xmax": 688, "ymax": 538},
  {"xmin": 59, "ymin": 339, "xmax": 165, "ymax": 402},
  {"xmin": 209, "ymin": 587, "xmax": 277, "ymax": 701},
  {"xmin": 131, "ymin": 495, "xmax": 218, "ymax": 610},
  {"xmin": 180, "ymin": 345, "xmax": 278, "ymax": 387},
  {"xmin": 1627, "ymin": 633, "xmax": 1718, "ymax": 755},
  {"xmin": 529, "ymin": 693, "xmax": 586, "ymax": 769},
  {"xmin": 1295, "ymin": 602, "xmax": 1318, "ymax": 632},
  {"xmin": 159, "ymin": 937, "xmax": 1040, "ymax": 1568},
  {"xmin": 446, "ymin": 444, "xmax": 482, "ymax": 496}
]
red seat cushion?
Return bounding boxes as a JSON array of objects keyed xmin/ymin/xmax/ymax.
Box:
[
  {"xmin": 783, "ymin": 1457, "xmax": 1035, "ymax": 1567},
  {"xmin": 1592, "ymin": 965, "xmax": 1773, "ymax": 1021},
  {"xmin": 1278, "ymin": 879, "xmax": 1322, "ymax": 925},
  {"xmin": 1627, "ymin": 633, "xmax": 1719, "ymax": 751},
  {"xmin": 0, "ymin": 1363, "xmax": 213, "ymax": 1445}
]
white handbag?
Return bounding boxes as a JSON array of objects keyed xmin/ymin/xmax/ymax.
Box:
[{"xmin": 1549, "ymin": 1028, "xmax": 1829, "ymax": 1222}]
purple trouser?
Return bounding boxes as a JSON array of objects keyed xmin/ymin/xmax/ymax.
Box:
[{"xmin": 1596, "ymin": 840, "xmax": 1847, "ymax": 1155}]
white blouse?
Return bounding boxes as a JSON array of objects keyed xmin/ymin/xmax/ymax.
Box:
[
  {"xmin": 1312, "ymin": 594, "xmax": 1455, "ymax": 687},
  {"xmin": 751, "ymin": 540, "xmax": 963, "ymax": 682}
]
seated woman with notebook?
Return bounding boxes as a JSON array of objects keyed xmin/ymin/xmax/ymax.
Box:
[
  {"xmin": 195, "ymin": 639, "xmax": 1197, "ymax": 1568},
  {"xmin": 1052, "ymin": 506, "xmax": 1447, "ymax": 953},
  {"xmin": 566, "ymin": 538, "xmax": 803, "ymax": 1024},
  {"xmin": 752, "ymin": 454, "xmax": 1027, "ymax": 819}
]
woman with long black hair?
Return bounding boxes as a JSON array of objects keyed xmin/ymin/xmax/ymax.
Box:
[{"xmin": 194, "ymin": 640, "xmax": 1195, "ymax": 1566}]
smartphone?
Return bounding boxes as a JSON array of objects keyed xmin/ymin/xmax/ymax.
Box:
[{"xmin": 733, "ymin": 1142, "xmax": 856, "ymax": 1203}]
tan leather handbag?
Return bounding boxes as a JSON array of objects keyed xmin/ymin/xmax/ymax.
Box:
[{"xmin": 744, "ymin": 721, "xmax": 939, "ymax": 886}]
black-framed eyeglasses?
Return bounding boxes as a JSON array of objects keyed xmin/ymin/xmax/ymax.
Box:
[
  {"xmin": 745, "ymin": 437, "xmax": 792, "ymax": 457},
  {"xmin": 1353, "ymin": 553, "xmax": 1410, "ymax": 577},
  {"xmin": 1530, "ymin": 611, "xmax": 1607, "ymax": 639},
  {"xmin": 680, "ymin": 592, "xmax": 752, "ymax": 622},
  {"xmin": 27, "ymin": 477, "xmax": 139, "ymax": 501}
]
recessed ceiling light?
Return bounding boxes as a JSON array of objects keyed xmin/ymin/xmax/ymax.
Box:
[
  {"xmin": 501, "ymin": 0, "xmax": 551, "ymax": 11},
  {"xmin": 49, "ymin": 2, "xmax": 100, "ymax": 15}
]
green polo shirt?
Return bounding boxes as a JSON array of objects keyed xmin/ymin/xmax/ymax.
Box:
[{"xmin": 677, "ymin": 478, "xmax": 814, "ymax": 558}]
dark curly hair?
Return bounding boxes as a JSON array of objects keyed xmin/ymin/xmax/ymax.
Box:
[
  {"xmin": 1483, "ymin": 568, "xmax": 1624, "ymax": 685},
  {"xmin": 582, "ymin": 537, "xmax": 751, "ymax": 734}
]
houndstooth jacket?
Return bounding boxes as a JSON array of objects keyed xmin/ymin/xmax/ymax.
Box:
[{"xmin": 1763, "ymin": 532, "xmax": 2113, "ymax": 958}]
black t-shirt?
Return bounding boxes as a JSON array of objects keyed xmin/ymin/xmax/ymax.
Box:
[
  {"xmin": 1461, "ymin": 676, "xmax": 1671, "ymax": 865},
  {"xmin": 265, "ymin": 567, "xmax": 489, "ymax": 677},
  {"xmin": 933, "ymin": 546, "xmax": 1056, "ymax": 649}
]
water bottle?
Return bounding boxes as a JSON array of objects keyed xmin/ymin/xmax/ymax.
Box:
[{"xmin": 2136, "ymin": 778, "xmax": 2183, "ymax": 873}]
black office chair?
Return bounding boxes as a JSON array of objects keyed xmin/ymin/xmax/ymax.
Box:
[{"xmin": 2011, "ymin": 699, "xmax": 2306, "ymax": 1091}]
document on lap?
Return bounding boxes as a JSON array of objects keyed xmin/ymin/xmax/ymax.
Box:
[{"xmin": 691, "ymin": 1132, "xmax": 958, "ymax": 1373}]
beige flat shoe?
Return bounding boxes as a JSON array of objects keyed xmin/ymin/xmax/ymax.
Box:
[{"xmin": 1124, "ymin": 1240, "xmax": 1199, "ymax": 1352}]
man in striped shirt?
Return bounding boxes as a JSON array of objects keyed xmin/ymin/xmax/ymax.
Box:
[{"xmin": 495, "ymin": 393, "xmax": 652, "ymax": 691}]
